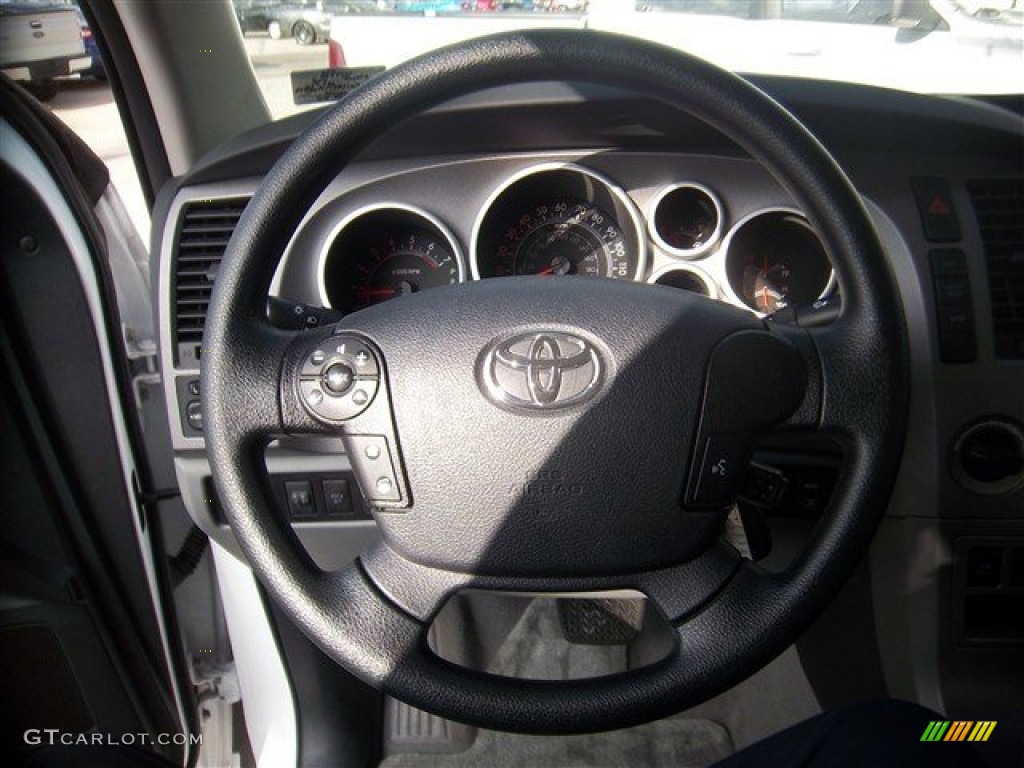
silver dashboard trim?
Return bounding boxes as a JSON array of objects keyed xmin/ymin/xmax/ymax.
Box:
[
  {"xmin": 646, "ymin": 263, "xmax": 719, "ymax": 298},
  {"xmin": 157, "ymin": 180, "xmax": 259, "ymax": 451}
]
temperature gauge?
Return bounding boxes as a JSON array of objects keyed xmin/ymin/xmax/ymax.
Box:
[{"xmin": 724, "ymin": 210, "xmax": 833, "ymax": 314}]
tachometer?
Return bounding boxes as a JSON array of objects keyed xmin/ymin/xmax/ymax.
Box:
[{"xmin": 320, "ymin": 206, "xmax": 463, "ymax": 314}]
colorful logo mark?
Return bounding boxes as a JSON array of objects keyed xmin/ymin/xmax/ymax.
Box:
[{"xmin": 921, "ymin": 721, "xmax": 997, "ymax": 742}]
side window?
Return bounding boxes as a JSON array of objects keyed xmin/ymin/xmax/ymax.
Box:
[{"xmin": 43, "ymin": 4, "xmax": 150, "ymax": 241}]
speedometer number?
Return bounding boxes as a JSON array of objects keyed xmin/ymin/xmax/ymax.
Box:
[{"xmin": 490, "ymin": 199, "xmax": 633, "ymax": 279}]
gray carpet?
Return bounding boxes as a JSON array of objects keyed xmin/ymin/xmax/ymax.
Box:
[{"xmin": 381, "ymin": 600, "xmax": 733, "ymax": 768}]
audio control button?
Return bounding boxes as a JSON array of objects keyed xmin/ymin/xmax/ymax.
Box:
[
  {"xmin": 296, "ymin": 335, "xmax": 383, "ymax": 424},
  {"xmin": 345, "ymin": 435, "xmax": 403, "ymax": 503},
  {"xmin": 302, "ymin": 349, "xmax": 328, "ymax": 377},
  {"xmin": 300, "ymin": 378, "xmax": 378, "ymax": 423},
  {"xmin": 323, "ymin": 362, "xmax": 355, "ymax": 395}
]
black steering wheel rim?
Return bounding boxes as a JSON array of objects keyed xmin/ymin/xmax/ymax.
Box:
[{"xmin": 202, "ymin": 29, "xmax": 909, "ymax": 733}]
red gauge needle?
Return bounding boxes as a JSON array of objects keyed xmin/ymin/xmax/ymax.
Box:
[
  {"xmin": 359, "ymin": 287, "xmax": 397, "ymax": 297},
  {"xmin": 757, "ymin": 286, "xmax": 770, "ymax": 311},
  {"xmin": 536, "ymin": 267, "xmax": 555, "ymax": 275}
]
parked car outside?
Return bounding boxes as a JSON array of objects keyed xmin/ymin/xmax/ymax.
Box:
[
  {"xmin": 0, "ymin": 0, "xmax": 89, "ymax": 99},
  {"xmin": 72, "ymin": 4, "xmax": 104, "ymax": 79},
  {"xmin": 233, "ymin": 0, "xmax": 331, "ymax": 44},
  {"xmin": 545, "ymin": 0, "xmax": 587, "ymax": 10}
]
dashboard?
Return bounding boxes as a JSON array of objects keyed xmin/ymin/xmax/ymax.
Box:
[
  {"xmin": 157, "ymin": 78, "xmax": 1024, "ymax": 509},
  {"xmin": 154, "ymin": 77, "xmax": 1023, "ymax": 729},
  {"xmin": 283, "ymin": 153, "xmax": 835, "ymax": 320}
]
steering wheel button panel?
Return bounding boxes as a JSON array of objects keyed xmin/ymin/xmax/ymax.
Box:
[
  {"xmin": 345, "ymin": 434, "xmax": 402, "ymax": 503},
  {"xmin": 300, "ymin": 379, "xmax": 378, "ymax": 422},
  {"xmin": 297, "ymin": 334, "xmax": 381, "ymax": 423}
]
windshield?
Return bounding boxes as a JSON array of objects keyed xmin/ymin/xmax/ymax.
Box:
[{"xmin": 241, "ymin": 0, "xmax": 1023, "ymax": 119}]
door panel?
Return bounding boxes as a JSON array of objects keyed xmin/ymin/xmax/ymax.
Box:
[{"xmin": 1, "ymin": 84, "xmax": 191, "ymax": 765}]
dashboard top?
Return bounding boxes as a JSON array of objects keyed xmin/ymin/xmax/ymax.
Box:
[
  {"xmin": 174, "ymin": 78, "xmax": 1023, "ymax": 188},
  {"xmin": 155, "ymin": 73, "xmax": 1024, "ymax": 521}
]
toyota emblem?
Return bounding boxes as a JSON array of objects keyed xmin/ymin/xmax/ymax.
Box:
[{"xmin": 481, "ymin": 331, "xmax": 603, "ymax": 411}]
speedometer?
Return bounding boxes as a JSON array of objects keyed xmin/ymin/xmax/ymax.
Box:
[
  {"xmin": 473, "ymin": 164, "xmax": 645, "ymax": 282},
  {"xmin": 493, "ymin": 201, "xmax": 632, "ymax": 279}
]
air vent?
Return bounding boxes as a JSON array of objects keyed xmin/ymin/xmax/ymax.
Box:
[
  {"xmin": 967, "ymin": 178, "xmax": 1024, "ymax": 360},
  {"xmin": 171, "ymin": 198, "xmax": 248, "ymax": 367}
]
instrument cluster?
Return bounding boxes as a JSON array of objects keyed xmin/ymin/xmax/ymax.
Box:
[{"xmin": 317, "ymin": 163, "xmax": 836, "ymax": 317}]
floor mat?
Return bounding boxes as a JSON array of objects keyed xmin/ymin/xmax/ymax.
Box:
[
  {"xmin": 381, "ymin": 600, "xmax": 733, "ymax": 768},
  {"xmin": 382, "ymin": 715, "xmax": 731, "ymax": 768}
]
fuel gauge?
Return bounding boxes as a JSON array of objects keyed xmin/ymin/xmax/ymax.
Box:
[{"xmin": 649, "ymin": 183, "xmax": 723, "ymax": 257}]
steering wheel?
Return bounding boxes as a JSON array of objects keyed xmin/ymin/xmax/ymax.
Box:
[{"xmin": 202, "ymin": 30, "xmax": 908, "ymax": 734}]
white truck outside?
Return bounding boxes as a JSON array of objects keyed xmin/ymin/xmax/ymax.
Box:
[
  {"xmin": 329, "ymin": 10, "xmax": 585, "ymax": 70},
  {"xmin": 0, "ymin": 1, "xmax": 89, "ymax": 100},
  {"xmin": 326, "ymin": 1, "xmax": 1023, "ymax": 95}
]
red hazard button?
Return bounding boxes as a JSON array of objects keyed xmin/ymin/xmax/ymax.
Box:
[
  {"xmin": 913, "ymin": 177, "xmax": 961, "ymax": 242},
  {"xmin": 927, "ymin": 195, "xmax": 952, "ymax": 216}
]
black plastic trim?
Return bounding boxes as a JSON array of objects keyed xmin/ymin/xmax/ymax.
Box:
[{"xmin": 258, "ymin": 586, "xmax": 384, "ymax": 768}]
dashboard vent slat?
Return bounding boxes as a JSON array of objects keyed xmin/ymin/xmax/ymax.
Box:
[
  {"xmin": 967, "ymin": 178, "xmax": 1024, "ymax": 360},
  {"xmin": 171, "ymin": 198, "xmax": 249, "ymax": 366},
  {"xmin": 178, "ymin": 240, "xmax": 234, "ymax": 251}
]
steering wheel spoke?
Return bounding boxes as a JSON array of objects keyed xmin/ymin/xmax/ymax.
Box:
[
  {"xmin": 766, "ymin": 314, "xmax": 906, "ymax": 440},
  {"xmin": 809, "ymin": 317, "xmax": 907, "ymax": 438},
  {"xmin": 359, "ymin": 538, "xmax": 743, "ymax": 625},
  {"xmin": 201, "ymin": 315, "xmax": 300, "ymax": 444},
  {"xmin": 762, "ymin": 320, "xmax": 825, "ymax": 431},
  {"xmin": 346, "ymin": 543, "xmax": 788, "ymax": 735},
  {"xmin": 308, "ymin": 562, "xmax": 426, "ymax": 685}
]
